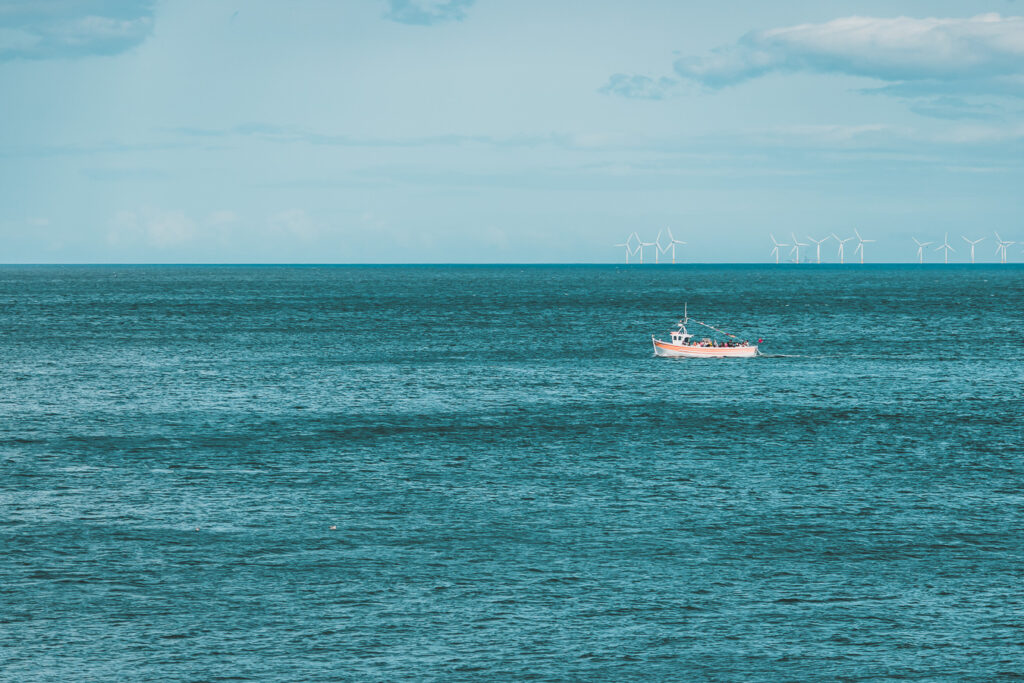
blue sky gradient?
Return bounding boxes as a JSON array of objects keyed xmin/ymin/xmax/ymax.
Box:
[{"xmin": 1, "ymin": 0, "xmax": 1022, "ymax": 262}]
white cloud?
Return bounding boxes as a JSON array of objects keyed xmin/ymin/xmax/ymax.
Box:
[
  {"xmin": 146, "ymin": 209, "xmax": 194, "ymax": 247},
  {"xmin": 0, "ymin": 26, "xmax": 39, "ymax": 52},
  {"xmin": 384, "ymin": 0, "xmax": 474, "ymax": 26},
  {"xmin": 599, "ymin": 74, "xmax": 678, "ymax": 100},
  {"xmin": 481, "ymin": 225, "xmax": 508, "ymax": 249},
  {"xmin": 51, "ymin": 15, "xmax": 151, "ymax": 46},
  {"xmin": 939, "ymin": 122, "xmax": 1024, "ymax": 143},
  {"xmin": 107, "ymin": 210, "xmax": 138, "ymax": 246},
  {"xmin": 0, "ymin": 3, "xmax": 154, "ymax": 61},
  {"xmin": 107, "ymin": 208, "xmax": 195, "ymax": 248},
  {"xmin": 674, "ymin": 14, "xmax": 1024, "ymax": 88},
  {"xmin": 268, "ymin": 209, "xmax": 317, "ymax": 242},
  {"xmin": 206, "ymin": 210, "xmax": 238, "ymax": 227},
  {"xmin": 758, "ymin": 124, "xmax": 901, "ymax": 147}
]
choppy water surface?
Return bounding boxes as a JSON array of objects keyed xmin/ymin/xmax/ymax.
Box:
[{"xmin": 2, "ymin": 265, "xmax": 1023, "ymax": 681}]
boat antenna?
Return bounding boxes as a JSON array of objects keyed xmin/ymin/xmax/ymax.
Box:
[{"xmin": 684, "ymin": 302, "xmax": 688, "ymax": 324}]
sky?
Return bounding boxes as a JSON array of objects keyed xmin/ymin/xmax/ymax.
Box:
[{"xmin": 1, "ymin": 0, "xmax": 1023, "ymax": 263}]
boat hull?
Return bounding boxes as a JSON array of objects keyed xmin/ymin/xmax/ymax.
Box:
[{"xmin": 652, "ymin": 337, "xmax": 757, "ymax": 358}]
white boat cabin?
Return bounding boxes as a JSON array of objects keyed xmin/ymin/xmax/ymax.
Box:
[{"xmin": 670, "ymin": 322, "xmax": 692, "ymax": 346}]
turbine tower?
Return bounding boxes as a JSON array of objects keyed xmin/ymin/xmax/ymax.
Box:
[
  {"xmin": 962, "ymin": 235, "xmax": 985, "ymax": 264},
  {"xmin": 806, "ymin": 235, "xmax": 830, "ymax": 264},
  {"xmin": 790, "ymin": 233, "xmax": 808, "ymax": 263},
  {"xmin": 664, "ymin": 228, "xmax": 686, "ymax": 264},
  {"xmin": 935, "ymin": 233, "xmax": 955, "ymax": 264},
  {"xmin": 853, "ymin": 229, "xmax": 875, "ymax": 264},
  {"xmin": 769, "ymin": 234, "xmax": 789, "ymax": 264},
  {"xmin": 994, "ymin": 231, "xmax": 1015, "ymax": 264},
  {"xmin": 831, "ymin": 233, "xmax": 854, "ymax": 264},
  {"xmin": 912, "ymin": 237, "xmax": 933, "ymax": 264}
]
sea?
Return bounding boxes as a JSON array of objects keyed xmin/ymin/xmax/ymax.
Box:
[{"xmin": 2, "ymin": 264, "xmax": 1022, "ymax": 681}]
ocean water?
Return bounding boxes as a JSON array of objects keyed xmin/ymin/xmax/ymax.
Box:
[{"xmin": 2, "ymin": 264, "xmax": 1023, "ymax": 681}]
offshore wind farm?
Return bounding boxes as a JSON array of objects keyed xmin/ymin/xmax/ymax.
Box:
[{"xmin": 612, "ymin": 229, "xmax": 1023, "ymax": 264}]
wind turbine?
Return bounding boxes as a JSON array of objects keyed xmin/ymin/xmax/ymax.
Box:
[
  {"xmin": 912, "ymin": 237, "xmax": 933, "ymax": 264},
  {"xmin": 664, "ymin": 228, "xmax": 686, "ymax": 264},
  {"xmin": 654, "ymin": 230, "xmax": 666, "ymax": 264},
  {"xmin": 637, "ymin": 238, "xmax": 655, "ymax": 264},
  {"xmin": 806, "ymin": 235, "xmax": 830, "ymax": 264},
  {"xmin": 853, "ymin": 229, "xmax": 875, "ymax": 264},
  {"xmin": 935, "ymin": 233, "xmax": 955, "ymax": 264},
  {"xmin": 769, "ymin": 234, "xmax": 789, "ymax": 264},
  {"xmin": 994, "ymin": 232, "xmax": 1015, "ymax": 264},
  {"xmin": 831, "ymin": 233, "xmax": 854, "ymax": 264},
  {"xmin": 614, "ymin": 232, "xmax": 639, "ymax": 263},
  {"xmin": 789, "ymin": 233, "xmax": 808, "ymax": 263},
  {"xmin": 962, "ymin": 235, "xmax": 985, "ymax": 264}
]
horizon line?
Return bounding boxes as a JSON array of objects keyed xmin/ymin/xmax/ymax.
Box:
[{"xmin": 1, "ymin": 262, "xmax": 1021, "ymax": 267}]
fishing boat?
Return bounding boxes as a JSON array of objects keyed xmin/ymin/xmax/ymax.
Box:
[{"xmin": 652, "ymin": 305, "xmax": 758, "ymax": 358}]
